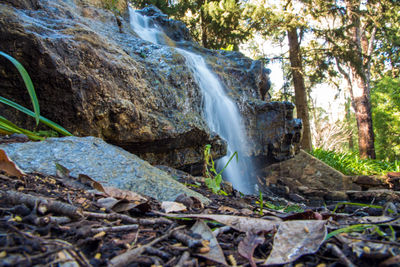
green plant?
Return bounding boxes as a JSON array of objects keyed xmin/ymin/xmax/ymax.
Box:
[
  {"xmin": 310, "ymin": 148, "xmax": 399, "ymax": 175},
  {"xmin": 258, "ymin": 189, "xmax": 264, "ymax": 216},
  {"xmin": 0, "ymin": 51, "xmax": 72, "ymax": 139},
  {"xmin": 203, "ymin": 144, "xmax": 238, "ymax": 195}
]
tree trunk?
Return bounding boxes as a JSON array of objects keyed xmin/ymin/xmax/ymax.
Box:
[
  {"xmin": 349, "ymin": 69, "xmax": 376, "ymax": 158},
  {"xmin": 345, "ymin": 0, "xmax": 376, "ymax": 159},
  {"xmin": 287, "ymin": 28, "xmax": 312, "ymax": 151},
  {"xmin": 345, "ymin": 98, "xmax": 354, "ymax": 150}
]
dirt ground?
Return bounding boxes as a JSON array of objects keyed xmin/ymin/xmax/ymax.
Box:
[{"xmin": 1, "ymin": 165, "xmax": 400, "ymax": 266}]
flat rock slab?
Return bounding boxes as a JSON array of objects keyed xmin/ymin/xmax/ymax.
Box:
[{"xmin": 0, "ymin": 136, "xmax": 210, "ymax": 204}]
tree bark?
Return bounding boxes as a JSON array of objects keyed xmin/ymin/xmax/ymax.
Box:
[
  {"xmin": 287, "ymin": 27, "xmax": 312, "ymax": 151},
  {"xmin": 349, "ymin": 68, "xmax": 376, "ymax": 158},
  {"xmin": 345, "ymin": 0, "xmax": 376, "ymax": 159}
]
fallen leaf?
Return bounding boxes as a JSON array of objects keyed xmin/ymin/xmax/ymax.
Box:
[
  {"xmin": 283, "ymin": 210, "xmax": 323, "ymax": 221},
  {"xmin": 78, "ymin": 174, "xmax": 105, "ymax": 193},
  {"xmin": 264, "ymin": 220, "xmax": 327, "ymax": 265},
  {"xmin": 238, "ymin": 231, "xmax": 265, "ymax": 267},
  {"xmin": 161, "ymin": 213, "xmax": 281, "ymax": 233},
  {"xmin": 104, "ymin": 186, "xmax": 147, "ymax": 202},
  {"xmin": 191, "ymin": 220, "xmax": 228, "ymax": 266},
  {"xmin": 97, "ymin": 197, "xmax": 120, "ymax": 210},
  {"xmin": 162, "ymin": 201, "xmax": 187, "ymax": 213},
  {"xmin": 218, "ymin": 206, "xmax": 239, "ymax": 214},
  {"xmin": 0, "ymin": 149, "xmax": 25, "ymax": 177},
  {"xmin": 55, "ymin": 162, "xmax": 70, "ymax": 179},
  {"xmin": 97, "ymin": 197, "xmax": 151, "ymax": 213}
]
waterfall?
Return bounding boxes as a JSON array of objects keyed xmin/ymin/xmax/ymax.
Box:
[{"xmin": 129, "ymin": 7, "xmax": 255, "ymax": 194}]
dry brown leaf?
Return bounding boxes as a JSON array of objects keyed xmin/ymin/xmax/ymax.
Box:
[
  {"xmin": 191, "ymin": 220, "xmax": 228, "ymax": 266},
  {"xmin": 217, "ymin": 206, "xmax": 239, "ymax": 214},
  {"xmin": 103, "ymin": 186, "xmax": 147, "ymax": 202},
  {"xmin": 161, "ymin": 201, "xmax": 187, "ymax": 213},
  {"xmin": 238, "ymin": 231, "xmax": 265, "ymax": 267},
  {"xmin": 97, "ymin": 197, "xmax": 150, "ymax": 213},
  {"xmin": 78, "ymin": 174, "xmax": 105, "ymax": 193},
  {"xmin": 0, "ymin": 149, "xmax": 25, "ymax": 178},
  {"xmin": 160, "ymin": 213, "xmax": 281, "ymax": 233},
  {"xmin": 264, "ymin": 220, "xmax": 327, "ymax": 265}
]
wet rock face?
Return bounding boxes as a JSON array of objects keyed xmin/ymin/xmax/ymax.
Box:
[
  {"xmin": 0, "ymin": 0, "xmax": 301, "ymax": 171},
  {"xmin": 0, "ymin": 137, "xmax": 210, "ymax": 203}
]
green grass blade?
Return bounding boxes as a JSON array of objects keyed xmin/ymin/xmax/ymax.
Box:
[
  {"xmin": 0, "ymin": 51, "xmax": 40, "ymax": 125},
  {"xmin": 0, "ymin": 116, "xmax": 44, "ymax": 140},
  {"xmin": 0, "ymin": 96, "xmax": 72, "ymax": 136},
  {"xmin": 325, "ymin": 224, "xmax": 374, "ymax": 240},
  {"xmin": 332, "ymin": 202, "xmax": 395, "ymax": 214}
]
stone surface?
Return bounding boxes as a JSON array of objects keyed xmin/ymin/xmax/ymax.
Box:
[
  {"xmin": 0, "ymin": 0, "xmax": 301, "ymax": 171},
  {"xmin": 352, "ymin": 175, "xmax": 389, "ymax": 190},
  {"xmin": 346, "ymin": 190, "xmax": 400, "ymax": 204},
  {"xmin": 0, "ymin": 136, "xmax": 210, "ymax": 204},
  {"xmin": 259, "ymin": 150, "xmax": 362, "ymax": 201}
]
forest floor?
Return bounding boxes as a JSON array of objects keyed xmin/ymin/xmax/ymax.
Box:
[{"xmin": 1, "ymin": 138, "xmax": 400, "ymax": 266}]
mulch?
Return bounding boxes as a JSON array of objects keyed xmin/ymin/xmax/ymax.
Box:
[
  {"xmin": 1, "ymin": 135, "xmax": 400, "ymax": 266},
  {"xmin": 1, "ymin": 169, "xmax": 400, "ymax": 267}
]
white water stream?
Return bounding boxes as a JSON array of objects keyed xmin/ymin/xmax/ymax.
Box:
[{"xmin": 129, "ymin": 7, "xmax": 254, "ymax": 194}]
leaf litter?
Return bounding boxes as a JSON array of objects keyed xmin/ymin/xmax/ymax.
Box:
[{"xmin": 0, "ymin": 148, "xmax": 400, "ymax": 266}]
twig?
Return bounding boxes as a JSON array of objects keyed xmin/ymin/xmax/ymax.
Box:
[
  {"xmin": 109, "ymin": 225, "xmax": 186, "ymax": 267},
  {"xmin": 91, "ymin": 224, "xmax": 139, "ymax": 234},
  {"xmin": 175, "ymin": 251, "xmax": 191, "ymax": 267},
  {"xmin": 326, "ymin": 243, "xmax": 357, "ymax": 267},
  {"xmin": 171, "ymin": 229, "xmax": 203, "ymax": 249},
  {"xmin": 83, "ymin": 211, "xmax": 172, "ymax": 225},
  {"xmin": 34, "ymin": 216, "xmax": 72, "ymax": 226},
  {"xmin": 0, "ymin": 189, "xmax": 82, "ymax": 218}
]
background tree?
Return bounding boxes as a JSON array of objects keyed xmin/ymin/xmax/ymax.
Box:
[
  {"xmin": 129, "ymin": 0, "xmax": 255, "ymax": 50},
  {"xmin": 301, "ymin": 0, "xmax": 399, "ymax": 159},
  {"xmin": 371, "ymin": 77, "xmax": 400, "ymax": 160}
]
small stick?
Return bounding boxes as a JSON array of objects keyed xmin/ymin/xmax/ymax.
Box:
[
  {"xmin": 0, "ymin": 189, "xmax": 82, "ymax": 218},
  {"xmin": 83, "ymin": 211, "xmax": 172, "ymax": 225},
  {"xmin": 91, "ymin": 224, "xmax": 139, "ymax": 234},
  {"xmin": 175, "ymin": 251, "xmax": 191, "ymax": 267},
  {"xmin": 326, "ymin": 243, "xmax": 356, "ymax": 267},
  {"xmin": 109, "ymin": 225, "xmax": 185, "ymax": 267},
  {"xmin": 34, "ymin": 216, "xmax": 72, "ymax": 226},
  {"xmin": 171, "ymin": 230, "xmax": 203, "ymax": 248}
]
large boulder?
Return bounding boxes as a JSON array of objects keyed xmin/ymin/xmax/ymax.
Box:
[
  {"xmin": 0, "ymin": 0, "xmax": 301, "ymax": 171},
  {"xmin": 0, "ymin": 136, "xmax": 210, "ymax": 203}
]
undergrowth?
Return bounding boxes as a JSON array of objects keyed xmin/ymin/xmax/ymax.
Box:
[{"xmin": 310, "ymin": 148, "xmax": 400, "ymax": 175}]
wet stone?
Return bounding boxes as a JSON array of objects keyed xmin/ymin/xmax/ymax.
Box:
[{"xmin": 0, "ymin": 136, "xmax": 210, "ymax": 204}]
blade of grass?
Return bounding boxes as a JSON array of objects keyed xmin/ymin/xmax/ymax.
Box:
[
  {"xmin": 0, "ymin": 116, "xmax": 44, "ymax": 140},
  {"xmin": 332, "ymin": 202, "xmax": 395, "ymax": 214},
  {"xmin": 0, "ymin": 96, "xmax": 72, "ymax": 136},
  {"xmin": 325, "ymin": 224, "xmax": 374, "ymax": 240},
  {"xmin": 0, "ymin": 51, "xmax": 40, "ymax": 125}
]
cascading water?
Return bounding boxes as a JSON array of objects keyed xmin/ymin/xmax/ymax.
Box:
[{"xmin": 129, "ymin": 7, "xmax": 255, "ymax": 194}]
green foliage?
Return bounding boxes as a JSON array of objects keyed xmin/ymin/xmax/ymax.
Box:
[
  {"xmin": 258, "ymin": 189, "xmax": 263, "ymax": 216},
  {"xmin": 129, "ymin": 0, "xmax": 255, "ymax": 50},
  {"xmin": 103, "ymin": 0, "xmax": 125, "ymax": 14},
  {"xmin": 0, "ymin": 51, "xmax": 40, "ymax": 125},
  {"xmin": 203, "ymin": 144, "xmax": 237, "ymax": 195},
  {"xmin": 311, "ymin": 148, "xmax": 400, "ymax": 175},
  {"xmin": 371, "ymin": 76, "xmax": 400, "ymax": 161},
  {"xmin": 0, "ymin": 51, "xmax": 73, "ymax": 139},
  {"xmin": 260, "ymin": 201, "xmax": 304, "ymax": 213},
  {"xmin": 333, "ymin": 202, "xmax": 396, "ymax": 214}
]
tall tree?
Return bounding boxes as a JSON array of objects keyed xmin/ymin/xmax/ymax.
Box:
[
  {"xmin": 300, "ymin": 0, "xmax": 399, "ymax": 158},
  {"xmin": 248, "ymin": 0, "xmax": 314, "ymax": 151},
  {"xmin": 287, "ymin": 27, "xmax": 312, "ymax": 151}
]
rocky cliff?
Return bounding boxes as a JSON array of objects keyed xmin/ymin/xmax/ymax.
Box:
[{"xmin": 0, "ymin": 0, "xmax": 301, "ymax": 172}]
